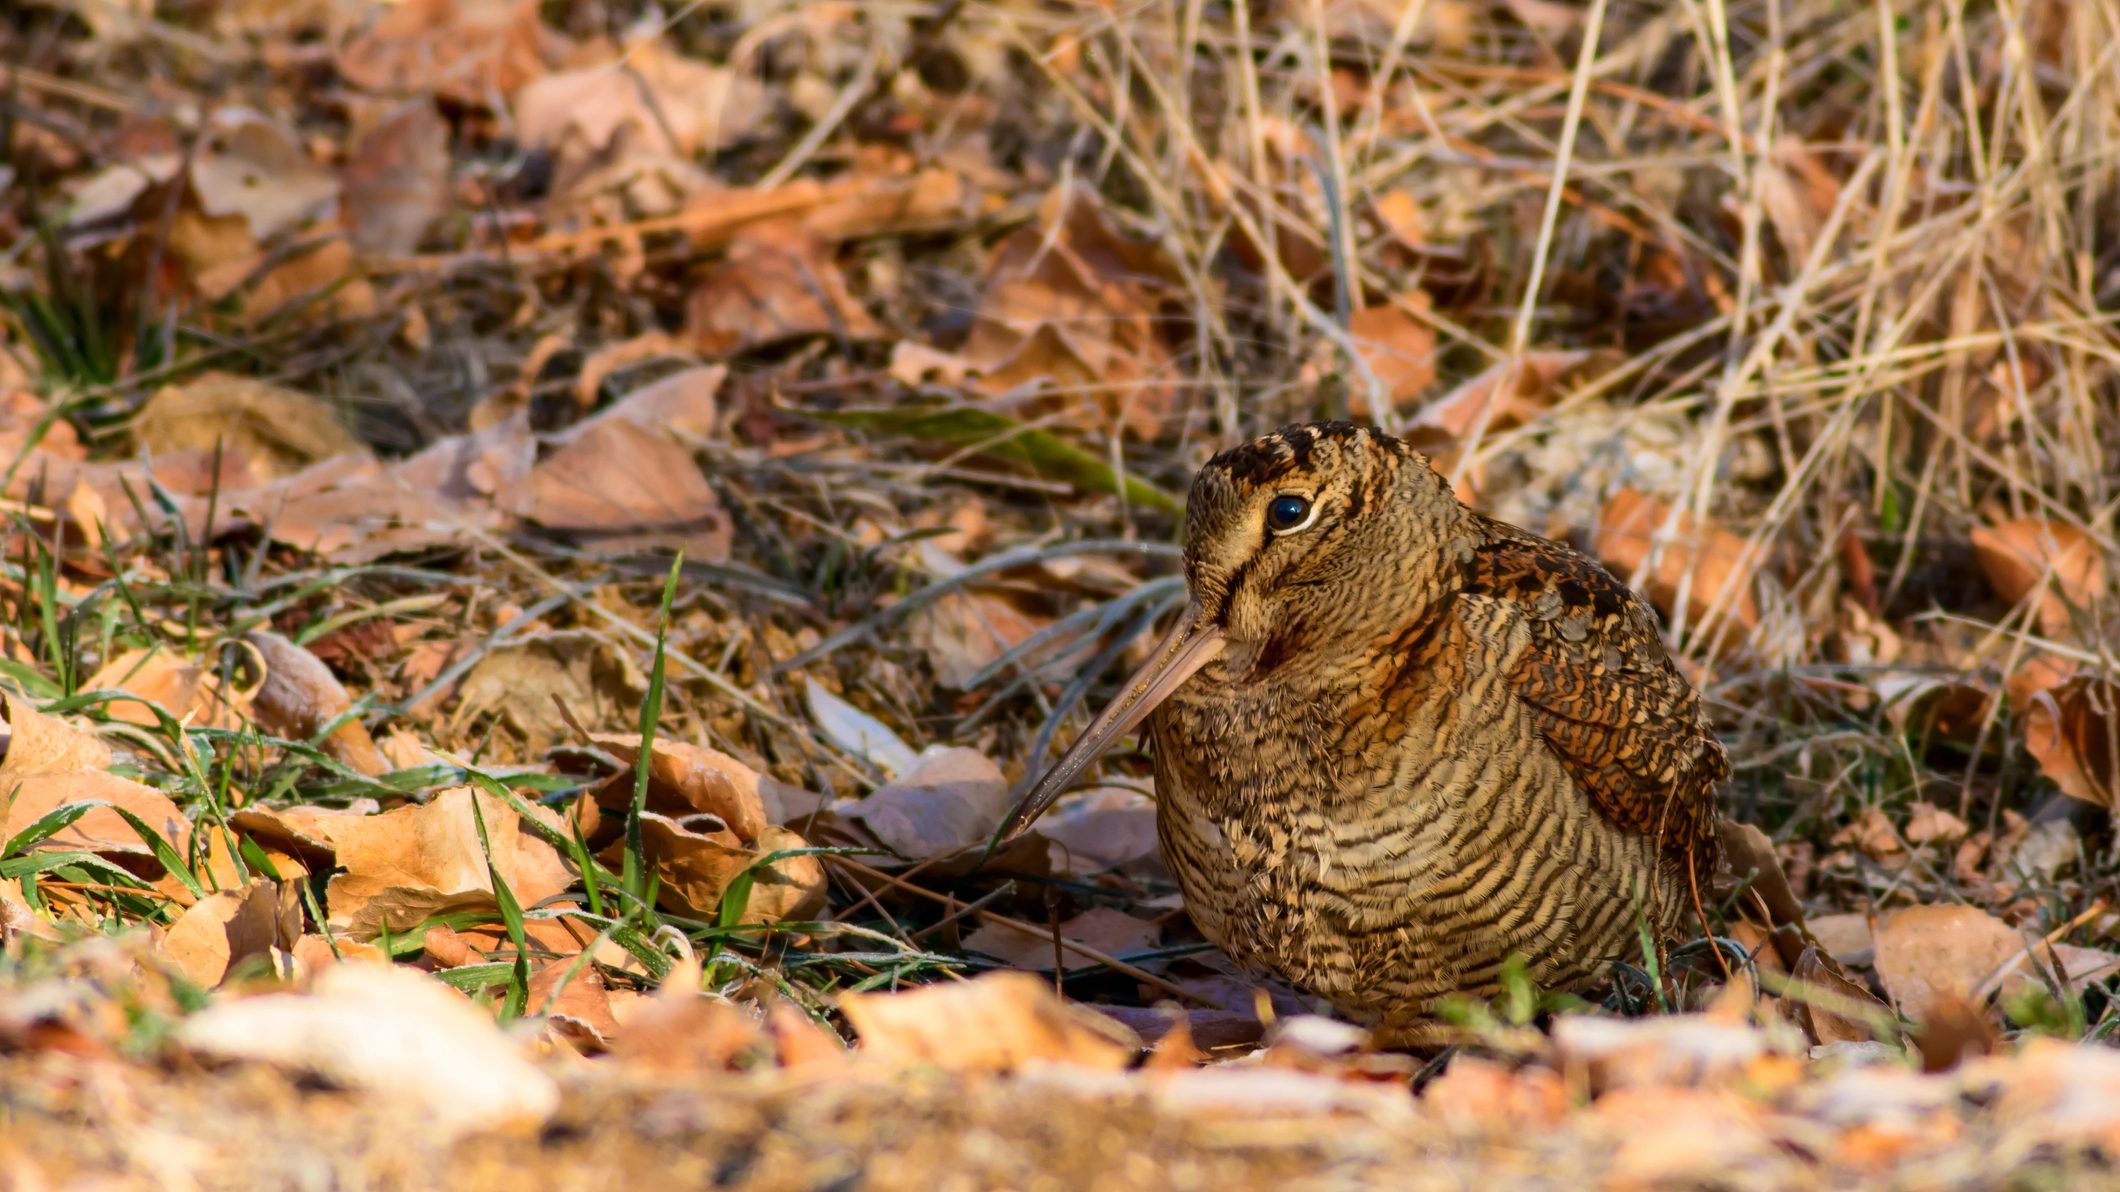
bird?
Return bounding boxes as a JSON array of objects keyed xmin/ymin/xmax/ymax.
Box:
[{"xmin": 1000, "ymin": 421, "xmax": 1728, "ymax": 1044}]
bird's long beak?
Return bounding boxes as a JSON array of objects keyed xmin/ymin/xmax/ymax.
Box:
[{"xmin": 998, "ymin": 604, "xmax": 1226, "ymax": 840}]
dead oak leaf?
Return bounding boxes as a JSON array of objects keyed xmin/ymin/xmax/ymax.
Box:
[
  {"xmin": 79, "ymin": 648, "xmax": 248, "ymax": 731},
  {"xmin": 839, "ymin": 746, "xmax": 1011, "ymax": 861},
  {"xmin": 2022, "ymin": 673, "xmax": 2120, "ymax": 810},
  {"xmin": 596, "ymin": 817, "xmax": 825, "ymax": 925},
  {"xmin": 336, "ymin": 0, "xmax": 567, "ymax": 105},
  {"xmin": 514, "ymin": 39, "xmax": 770, "ymax": 166},
  {"xmin": 247, "ymin": 631, "xmax": 391, "ymax": 776},
  {"xmin": 342, "ymin": 100, "xmax": 452, "ymax": 256},
  {"xmin": 190, "ymin": 108, "xmax": 339, "ymax": 241},
  {"xmin": 325, "ymin": 787, "xmax": 574, "ymax": 940},
  {"xmin": 1339, "ymin": 296, "xmax": 1437, "ymax": 416},
  {"xmin": 0, "ymin": 770, "xmax": 191, "ymax": 861},
  {"xmin": 158, "ymin": 879, "xmax": 297, "ymax": 989},
  {"xmin": 521, "ymin": 417, "xmax": 733, "ymax": 562},
  {"xmin": 684, "ymin": 219, "xmax": 878, "ymax": 354},
  {"xmin": 962, "ymin": 183, "xmax": 1179, "ymax": 438},
  {"xmin": 588, "ymin": 734, "xmax": 767, "ymax": 842},
  {"xmin": 0, "ymin": 691, "xmax": 113, "ymax": 777}
]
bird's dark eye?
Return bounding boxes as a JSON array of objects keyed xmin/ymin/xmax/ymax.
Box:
[{"xmin": 1266, "ymin": 493, "xmax": 1314, "ymax": 533}]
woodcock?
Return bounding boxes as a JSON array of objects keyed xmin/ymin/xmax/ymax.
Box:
[{"xmin": 1001, "ymin": 421, "xmax": 1727, "ymax": 1042}]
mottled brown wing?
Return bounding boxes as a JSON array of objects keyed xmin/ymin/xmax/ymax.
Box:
[{"xmin": 1462, "ymin": 517, "xmax": 1727, "ymax": 865}]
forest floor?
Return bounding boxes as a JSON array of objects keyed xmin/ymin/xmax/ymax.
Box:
[{"xmin": 3, "ymin": 0, "xmax": 2120, "ymax": 1186}]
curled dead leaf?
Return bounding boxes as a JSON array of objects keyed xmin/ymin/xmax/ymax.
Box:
[
  {"xmin": 589, "ymin": 734, "xmax": 767, "ymax": 841},
  {"xmin": 247, "ymin": 631, "xmax": 390, "ymax": 776},
  {"xmin": 158, "ymin": 879, "xmax": 295, "ymax": 989},
  {"xmin": 600, "ymin": 817, "xmax": 824, "ymax": 925},
  {"xmin": 2022, "ymin": 673, "xmax": 2119, "ymax": 809}
]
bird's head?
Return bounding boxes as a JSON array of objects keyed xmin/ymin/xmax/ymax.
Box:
[{"xmin": 999, "ymin": 421, "xmax": 1470, "ymax": 838}]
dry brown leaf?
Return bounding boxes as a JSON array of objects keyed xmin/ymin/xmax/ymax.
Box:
[
  {"xmin": 908, "ymin": 590, "xmax": 1050, "ymax": 689},
  {"xmin": 247, "ymin": 631, "xmax": 390, "ymax": 776},
  {"xmin": 514, "ymin": 39, "xmax": 770, "ymax": 166},
  {"xmin": 1873, "ymin": 674, "xmax": 1994, "ymax": 743},
  {"xmin": 134, "ymin": 373, "xmax": 365, "ymax": 481},
  {"xmin": 1595, "ymin": 487, "xmax": 1762, "ymax": 630},
  {"xmin": 0, "ymin": 691, "xmax": 113, "ymax": 776},
  {"xmin": 230, "ymin": 801, "xmax": 374, "ymax": 868},
  {"xmin": 1970, "ymin": 518, "xmax": 2107, "ymax": 634},
  {"xmin": 0, "ymin": 770, "xmax": 190, "ymax": 860},
  {"xmin": 685, "ymin": 219, "xmax": 879, "ymax": 354},
  {"xmin": 888, "ymin": 342, "xmax": 975, "ymax": 388},
  {"xmin": 599, "ymin": 817, "xmax": 824, "ymax": 925},
  {"xmin": 1341, "ymin": 296, "xmax": 1437, "ymax": 415},
  {"xmin": 527, "ymin": 958, "xmax": 619, "ymax": 1051},
  {"xmin": 961, "ymin": 183, "xmax": 1179, "ymax": 438},
  {"xmin": 189, "ymin": 108, "xmax": 338, "ymax": 240},
  {"xmin": 1788, "ymin": 943, "xmax": 1881, "ymax": 1047},
  {"xmin": 840, "ymin": 970, "xmax": 1138, "ymax": 1072},
  {"xmin": 588, "ymin": 734, "xmax": 767, "ymax": 841},
  {"xmin": 454, "ymin": 630, "xmax": 645, "ymax": 755},
  {"xmin": 288, "ymin": 933, "xmax": 390, "ymax": 976},
  {"xmin": 325, "ymin": 787, "xmax": 574, "ymax": 939},
  {"xmin": 80, "ymin": 648, "xmax": 246, "ymax": 730},
  {"xmin": 963, "ymin": 907, "xmax": 1160, "ymax": 972},
  {"xmin": 767, "ymin": 999, "xmax": 848, "ymax": 1069},
  {"xmin": 2022, "ymin": 674, "xmax": 2120, "ymax": 809},
  {"xmin": 158, "ymin": 879, "xmax": 293, "ymax": 988},
  {"xmin": 178, "ymin": 961, "xmax": 559, "ymax": 1139},
  {"xmin": 1039, "ymin": 786, "xmax": 1160, "ymax": 875},
  {"xmin": 336, "ymin": 0, "xmax": 566, "ymax": 104},
  {"xmin": 0, "ymin": 390, "xmax": 84, "ymax": 462},
  {"xmin": 239, "ymin": 234, "xmax": 381, "ymax": 322},
  {"xmin": 1872, "ymin": 905, "xmax": 2023, "ymax": 1021},
  {"xmin": 240, "ymin": 409, "xmax": 533, "ymax": 564},
  {"xmin": 342, "ymin": 100, "xmax": 452, "ymax": 256},
  {"xmin": 1903, "ymin": 801, "xmax": 1971, "ymax": 846},
  {"xmin": 840, "ymin": 746, "xmax": 1011, "ymax": 860},
  {"xmin": 521, "ymin": 417, "xmax": 733, "ymax": 561},
  {"xmin": 584, "ymin": 364, "xmax": 724, "ymax": 439},
  {"xmin": 609, "ymin": 968, "xmax": 771, "ymax": 1073}
]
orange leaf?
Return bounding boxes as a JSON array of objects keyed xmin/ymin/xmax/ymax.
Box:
[
  {"xmin": 1594, "ymin": 488, "xmax": 1761, "ymax": 629},
  {"xmin": 1969, "ymin": 518, "xmax": 2106, "ymax": 635}
]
